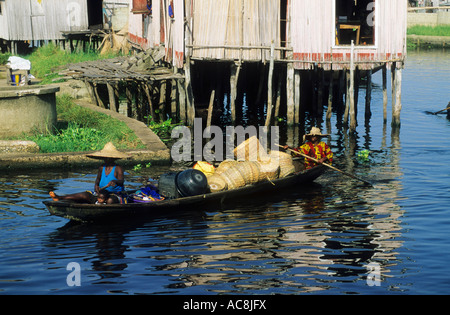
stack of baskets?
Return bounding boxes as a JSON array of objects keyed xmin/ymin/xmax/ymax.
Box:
[
  {"xmin": 268, "ymin": 150, "xmax": 295, "ymax": 178},
  {"xmin": 196, "ymin": 137, "xmax": 295, "ymax": 193}
]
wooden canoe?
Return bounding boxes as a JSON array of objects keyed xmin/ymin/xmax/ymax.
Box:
[{"xmin": 43, "ymin": 165, "xmax": 326, "ymax": 222}]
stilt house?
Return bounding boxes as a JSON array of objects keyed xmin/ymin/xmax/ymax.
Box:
[{"xmin": 128, "ymin": 0, "xmax": 407, "ymax": 128}]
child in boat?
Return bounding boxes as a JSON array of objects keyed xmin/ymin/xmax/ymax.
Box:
[
  {"xmin": 49, "ymin": 142, "xmax": 130, "ymax": 204},
  {"xmin": 284, "ymin": 127, "xmax": 333, "ymax": 169}
]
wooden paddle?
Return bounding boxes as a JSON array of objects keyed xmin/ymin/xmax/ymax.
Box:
[
  {"xmin": 432, "ymin": 103, "xmax": 450, "ymax": 115},
  {"xmin": 277, "ymin": 144, "xmax": 374, "ymax": 187}
]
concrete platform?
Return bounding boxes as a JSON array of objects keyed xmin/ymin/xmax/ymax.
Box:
[{"xmin": 0, "ymin": 95, "xmax": 171, "ymax": 171}]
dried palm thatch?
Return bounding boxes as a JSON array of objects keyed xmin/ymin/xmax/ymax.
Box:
[{"xmin": 99, "ymin": 25, "xmax": 130, "ymax": 56}]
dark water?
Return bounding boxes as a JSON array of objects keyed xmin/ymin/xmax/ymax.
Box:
[{"xmin": 1, "ymin": 49, "xmax": 449, "ymax": 295}]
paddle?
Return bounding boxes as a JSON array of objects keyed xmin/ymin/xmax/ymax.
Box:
[
  {"xmin": 277, "ymin": 144, "xmax": 374, "ymax": 187},
  {"xmin": 427, "ymin": 102, "xmax": 450, "ymax": 115}
]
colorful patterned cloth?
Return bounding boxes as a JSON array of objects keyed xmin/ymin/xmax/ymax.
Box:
[{"xmin": 293, "ymin": 141, "xmax": 333, "ymax": 169}]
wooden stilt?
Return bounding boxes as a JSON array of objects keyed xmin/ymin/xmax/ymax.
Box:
[
  {"xmin": 144, "ymin": 83, "xmax": 156, "ymax": 122},
  {"xmin": 349, "ymin": 41, "xmax": 356, "ymax": 131},
  {"xmin": 85, "ymin": 80, "xmax": 97, "ymax": 106},
  {"xmin": 365, "ymin": 69, "xmax": 372, "ymax": 120},
  {"xmin": 265, "ymin": 42, "xmax": 275, "ymax": 127},
  {"xmin": 230, "ymin": 62, "xmax": 241, "ymax": 124},
  {"xmin": 317, "ymin": 68, "xmax": 324, "ymax": 118},
  {"xmin": 274, "ymin": 78, "xmax": 282, "ymax": 125},
  {"xmin": 158, "ymin": 80, "xmax": 167, "ymax": 122},
  {"xmin": 184, "ymin": 57, "xmax": 195, "ymax": 126},
  {"xmin": 178, "ymin": 78, "xmax": 187, "ymax": 124},
  {"xmin": 327, "ymin": 70, "xmax": 333, "ymax": 121},
  {"xmin": 382, "ymin": 65, "xmax": 388, "ymax": 124},
  {"xmin": 294, "ymin": 70, "xmax": 300, "ymax": 124},
  {"xmin": 344, "ymin": 70, "xmax": 350, "ymax": 125},
  {"xmin": 107, "ymin": 82, "xmax": 118, "ymax": 112},
  {"xmin": 93, "ymin": 83, "xmax": 106, "ymax": 109},
  {"xmin": 286, "ymin": 62, "xmax": 295, "ymax": 125},
  {"xmin": 170, "ymin": 78, "xmax": 178, "ymax": 122},
  {"xmin": 126, "ymin": 85, "xmax": 133, "ymax": 118},
  {"xmin": 392, "ymin": 64, "xmax": 403, "ymax": 127},
  {"xmin": 207, "ymin": 90, "xmax": 215, "ymax": 128}
]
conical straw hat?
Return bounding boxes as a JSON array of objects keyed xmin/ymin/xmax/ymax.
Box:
[{"xmin": 86, "ymin": 142, "xmax": 131, "ymax": 160}]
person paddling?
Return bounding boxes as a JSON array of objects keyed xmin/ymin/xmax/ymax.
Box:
[
  {"xmin": 49, "ymin": 142, "xmax": 131, "ymax": 204},
  {"xmin": 283, "ymin": 127, "xmax": 333, "ymax": 170}
]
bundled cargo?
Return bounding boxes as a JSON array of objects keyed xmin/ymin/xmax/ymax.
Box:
[
  {"xmin": 233, "ymin": 136, "xmax": 270, "ymax": 162},
  {"xmin": 269, "ymin": 150, "xmax": 295, "ymax": 178},
  {"xmin": 257, "ymin": 159, "xmax": 280, "ymax": 181},
  {"xmin": 207, "ymin": 174, "xmax": 228, "ymax": 193}
]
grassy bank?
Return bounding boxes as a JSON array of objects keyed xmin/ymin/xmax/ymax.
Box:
[
  {"xmin": 407, "ymin": 25, "xmax": 450, "ymax": 37},
  {"xmin": 27, "ymin": 94, "xmax": 145, "ymax": 153}
]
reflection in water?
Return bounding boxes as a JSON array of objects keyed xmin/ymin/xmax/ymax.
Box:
[{"xmin": 5, "ymin": 49, "xmax": 450, "ymax": 294}]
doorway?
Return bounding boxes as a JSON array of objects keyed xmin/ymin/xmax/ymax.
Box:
[{"xmin": 87, "ymin": 0, "xmax": 103, "ymax": 29}]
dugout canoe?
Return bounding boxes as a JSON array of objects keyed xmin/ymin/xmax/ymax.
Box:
[{"xmin": 43, "ymin": 165, "xmax": 326, "ymax": 222}]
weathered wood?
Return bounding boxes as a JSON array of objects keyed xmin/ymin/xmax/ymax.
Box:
[
  {"xmin": 274, "ymin": 78, "xmax": 282, "ymax": 125},
  {"xmin": 349, "ymin": 41, "xmax": 356, "ymax": 131},
  {"xmin": 327, "ymin": 70, "xmax": 333, "ymax": 121},
  {"xmin": 294, "ymin": 70, "xmax": 300, "ymax": 124},
  {"xmin": 365, "ymin": 69, "xmax": 372, "ymax": 120},
  {"xmin": 207, "ymin": 90, "xmax": 215, "ymax": 128},
  {"xmin": 230, "ymin": 63, "xmax": 240, "ymax": 124},
  {"xmin": 144, "ymin": 83, "xmax": 156, "ymax": 122},
  {"xmin": 93, "ymin": 83, "xmax": 106, "ymax": 109},
  {"xmin": 184, "ymin": 58, "xmax": 195, "ymax": 126},
  {"xmin": 107, "ymin": 83, "xmax": 118, "ymax": 112},
  {"xmin": 158, "ymin": 80, "xmax": 167, "ymax": 121},
  {"xmin": 286, "ymin": 62, "xmax": 295, "ymax": 125},
  {"xmin": 392, "ymin": 64, "xmax": 403, "ymax": 127},
  {"xmin": 383, "ymin": 65, "xmax": 388, "ymax": 124},
  {"xmin": 265, "ymin": 42, "xmax": 275, "ymax": 127}
]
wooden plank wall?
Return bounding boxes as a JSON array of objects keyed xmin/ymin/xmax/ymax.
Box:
[
  {"xmin": 291, "ymin": 0, "xmax": 407, "ymax": 70},
  {"xmin": 190, "ymin": 0, "xmax": 281, "ymax": 61},
  {"xmin": 1, "ymin": 0, "xmax": 89, "ymax": 41}
]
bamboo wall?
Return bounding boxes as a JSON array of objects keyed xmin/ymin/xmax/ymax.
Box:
[{"xmin": 189, "ymin": 0, "xmax": 281, "ymax": 61}]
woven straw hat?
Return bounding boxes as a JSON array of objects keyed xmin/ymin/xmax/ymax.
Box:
[
  {"xmin": 305, "ymin": 127, "xmax": 329, "ymax": 138},
  {"xmin": 86, "ymin": 142, "xmax": 131, "ymax": 160}
]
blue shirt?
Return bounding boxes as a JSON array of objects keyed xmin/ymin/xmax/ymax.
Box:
[{"xmin": 99, "ymin": 166, "xmax": 124, "ymax": 193}]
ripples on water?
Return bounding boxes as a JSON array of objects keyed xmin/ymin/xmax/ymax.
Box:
[{"xmin": 1, "ymin": 49, "xmax": 449, "ymax": 295}]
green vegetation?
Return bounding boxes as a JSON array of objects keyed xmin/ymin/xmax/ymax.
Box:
[
  {"xmin": 26, "ymin": 43, "xmax": 119, "ymax": 84},
  {"xmin": 27, "ymin": 94, "xmax": 145, "ymax": 153},
  {"xmin": 147, "ymin": 117, "xmax": 179, "ymax": 144},
  {"xmin": 407, "ymin": 25, "xmax": 450, "ymax": 37}
]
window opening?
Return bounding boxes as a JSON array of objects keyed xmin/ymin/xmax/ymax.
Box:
[{"xmin": 335, "ymin": 0, "xmax": 375, "ymax": 46}]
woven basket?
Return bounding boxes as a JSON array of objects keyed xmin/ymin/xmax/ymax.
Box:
[
  {"xmin": 207, "ymin": 174, "xmax": 228, "ymax": 192},
  {"xmin": 269, "ymin": 150, "xmax": 295, "ymax": 178},
  {"xmin": 216, "ymin": 160, "xmax": 238, "ymax": 175},
  {"xmin": 233, "ymin": 136, "xmax": 269, "ymax": 162},
  {"xmin": 257, "ymin": 159, "xmax": 280, "ymax": 181},
  {"xmin": 220, "ymin": 166, "xmax": 246, "ymax": 190},
  {"xmin": 234, "ymin": 161, "xmax": 260, "ymax": 185}
]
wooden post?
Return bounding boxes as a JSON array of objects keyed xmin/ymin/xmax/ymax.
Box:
[
  {"xmin": 126, "ymin": 85, "xmax": 133, "ymax": 118},
  {"xmin": 144, "ymin": 83, "xmax": 157, "ymax": 122},
  {"xmin": 294, "ymin": 70, "xmax": 300, "ymax": 124},
  {"xmin": 93, "ymin": 83, "xmax": 106, "ymax": 109},
  {"xmin": 207, "ymin": 90, "xmax": 215, "ymax": 128},
  {"xmin": 392, "ymin": 64, "xmax": 403, "ymax": 127},
  {"xmin": 327, "ymin": 70, "xmax": 333, "ymax": 121},
  {"xmin": 365, "ymin": 69, "xmax": 372, "ymax": 120},
  {"xmin": 317, "ymin": 68, "xmax": 324, "ymax": 117},
  {"xmin": 107, "ymin": 82, "xmax": 118, "ymax": 112},
  {"xmin": 178, "ymin": 78, "xmax": 187, "ymax": 124},
  {"xmin": 349, "ymin": 41, "xmax": 356, "ymax": 131},
  {"xmin": 230, "ymin": 62, "xmax": 241, "ymax": 124},
  {"xmin": 85, "ymin": 80, "xmax": 97, "ymax": 106},
  {"xmin": 286, "ymin": 62, "xmax": 295, "ymax": 125},
  {"xmin": 184, "ymin": 57, "xmax": 195, "ymax": 126},
  {"xmin": 274, "ymin": 78, "xmax": 282, "ymax": 125},
  {"xmin": 158, "ymin": 80, "xmax": 167, "ymax": 122},
  {"xmin": 344, "ymin": 70, "xmax": 350, "ymax": 125},
  {"xmin": 265, "ymin": 42, "xmax": 275, "ymax": 127},
  {"xmin": 382, "ymin": 65, "xmax": 388, "ymax": 124}
]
